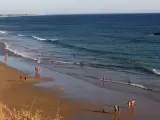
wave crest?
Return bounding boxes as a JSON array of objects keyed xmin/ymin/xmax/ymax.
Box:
[
  {"xmin": 17, "ymin": 34, "xmax": 26, "ymax": 37},
  {"xmin": 32, "ymin": 36, "xmax": 46, "ymax": 41},
  {"xmin": 102, "ymin": 79, "xmax": 151, "ymax": 91},
  {"xmin": 0, "ymin": 30, "xmax": 8, "ymax": 34}
]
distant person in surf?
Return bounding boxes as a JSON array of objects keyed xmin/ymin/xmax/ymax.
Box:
[{"xmin": 101, "ymin": 76, "xmax": 105, "ymax": 86}]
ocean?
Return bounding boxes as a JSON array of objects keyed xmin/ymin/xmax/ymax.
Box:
[{"xmin": 0, "ymin": 14, "xmax": 160, "ymax": 93}]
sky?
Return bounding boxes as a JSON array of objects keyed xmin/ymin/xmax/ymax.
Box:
[{"xmin": 0, "ymin": 0, "xmax": 160, "ymax": 14}]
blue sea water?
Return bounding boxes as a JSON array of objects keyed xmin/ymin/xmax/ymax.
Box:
[{"xmin": 0, "ymin": 14, "xmax": 160, "ymax": 92}]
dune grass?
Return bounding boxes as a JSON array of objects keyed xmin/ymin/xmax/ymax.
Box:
[{"xmin": 0, "ymin": 99, "xmax": 63, "ymax": 120}]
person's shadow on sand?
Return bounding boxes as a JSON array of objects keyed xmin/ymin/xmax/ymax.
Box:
[
  {"xmin": 85, "ymin": 109, "xmax": 121, "ymax": 120},
  {"xmin": 84, "ymin": 109, "xmax": 114, "ymax": 114}
]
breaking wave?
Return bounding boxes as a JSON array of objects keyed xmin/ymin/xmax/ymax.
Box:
[
  {"xmin": 0, "ymin": 30, "xmax": 8, "ymax": 34},
  {"xmin": 32, "ymin": 36, "xmax": 46, "ymax": 41}
]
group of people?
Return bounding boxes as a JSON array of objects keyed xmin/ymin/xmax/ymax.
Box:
[
  {"xmin": 19, "ymin": 67, "xmax": 40, "ymax": 83},
  {"xmin": 4, "ymin": 52, "xmax": 41, "ymax": 80},
  {"xmin": 101, "ymin": 99, "xmax": 136, "ymax": 120},
  {"xmin": 115, "ymin": 99, "xmax": 135, "ymax": 114},
  {"xmin": 100, "ymin": 75, "xmax": 136, "ymax": 118}
]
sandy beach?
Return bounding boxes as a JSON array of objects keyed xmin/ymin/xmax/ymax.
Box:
[
  {"xmin": 0, "ymin": 42, "xmax": 114, "ymax": 120},
  {"xmin": 0, "ymin": 62, "xmax": 105, "ymax": 120},
  {"xmin": 0, "ymin": 41, "xmax": 159, "ymax": 120}
]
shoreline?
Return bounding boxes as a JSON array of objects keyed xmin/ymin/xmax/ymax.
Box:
[
  {"xmin": 1, "ymin": 41, "xmax": 160, "ymax": 103},
  {"xmin": 0, "ymin": 41, "xmax": 159, "ymax": 119}
]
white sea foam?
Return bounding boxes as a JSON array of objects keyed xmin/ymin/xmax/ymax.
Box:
[
  {"xmin": 0, "ymin": 30, "xmax": 8, "ymax": 34},
  {"xmin": 4, "ymin": 42, "xmax": 37, "ymax": 61},
  {"xmin": 32, "ymin": 36, "xmax": 46, "ymax": 41},
  {"xmin": 55, "ymin": 60, "xmax": 72, "ymax": 64},
  {"xmin": 103, "ymin": 79, "xmax": 148, "ymax": 90},
  {"xmin": 17, "ymin": 34, "xmax": 26, "ymax": 37},
  {"xmin": 152, "ymin": 68, "xmax": 160, "ymax": 75},
  {"xmin": 50, "ymin": 38, "xmax": 59, "ymax": 41}
]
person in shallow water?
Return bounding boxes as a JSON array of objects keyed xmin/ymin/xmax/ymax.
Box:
[
  {"xmin": 35, "ymin": 67, "xmax": 41, "ymax": 76},
  {"xmin": 114, "ymin": 105, "xmax": 120, "ymax": 115},
  {"xmin": 128, "ymin": 99, "xmax": 136, "ymax": 108}
]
